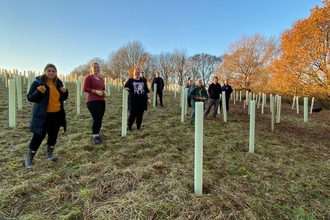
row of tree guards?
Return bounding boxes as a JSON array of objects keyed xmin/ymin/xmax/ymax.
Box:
[
  {"xmin": 186, "ymin": 93, "xmax": 313, "ymax": 194},
  {"xmin": 4, "ymin": 71, "xmax": 316, "ymax": 129},
  {"xmin": 0, "ymin": 69, "xmax": 181, "ymax": 91},
  {"xmin": 3, "ymin": 70, "xmax": 316, "ymax": 195}
]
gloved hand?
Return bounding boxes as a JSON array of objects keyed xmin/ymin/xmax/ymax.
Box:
[
  {"xmin": 37, "ymin": 86, "xmax": 46, "ymax": 93},
  {"xmin": 60, "ymin": 87, "xmax": 67, "ymax": 92},
  {"xmin": 95, "ymin": 90, "xmax": 103, "ymax": 96}
]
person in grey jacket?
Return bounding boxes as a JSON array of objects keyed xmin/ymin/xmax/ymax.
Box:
[{"xmin": 24, "ymin": 63, "xmax": 68, "ymax": 168}]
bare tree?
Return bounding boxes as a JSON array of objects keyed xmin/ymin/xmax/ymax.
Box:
[
  {"xmin": 140, "ymin": 53, "xmax": 158, "ymax": 83},
  {"xmin": 70, "ymin": 64, "xmax": 89, "ymax": 77},
  {"xmin": 106, "ymin": 41, "xmax": 146, "ymax": 82},
  {"xmin": 70, "ymin": 57, "xmax": 106, "ymax": 77},
  {"xmin": 216, "ymin": 33, "xmax": 280, "ymax": 91},
  {"xmin": 171, "ymin": 48, "xmax": 188, "ymax": 86},
  {"xmin": 156, "ymin": 51, "xmax": 173, "ymax": 87},
  {"xmin": 187, "ymin": 53, "xmax": 222, "ymax": 87}
]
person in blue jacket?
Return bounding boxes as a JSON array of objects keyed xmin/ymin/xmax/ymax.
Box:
[
  {"xmin": 24, "ymin": 63, "xmax": 68, "ymax": 168},
  {"xmin": 220, "ymin": 79, "xmax": 233, "ymax": 111},
  {"xmin": 185, "ymin": 78, "xmax": 195, "ymax": 107}
]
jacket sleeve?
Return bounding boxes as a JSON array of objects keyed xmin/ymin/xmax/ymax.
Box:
[
  {"xmin": 229, "ymin": 86, "xmax": 233, "ymax": 94},
  {"xmin": 161, "ymin": 78, "xmax": 164, "ymax": 90},
  {"xmin": 151, "ymin": 79, "xmax": 155, "ymax": 91},
  {"xmin": 218, "ymin": 84, "xmax": 222, "ymax": 96},
  {"xmin": 57, "ymin": 79, "xmax": 69, "ymax": 101},
  {"xmin": 62, "ymin": 89, "xmax": 69, "ymax": 101},
  {"xmin": 188, "ymin": 87, "xmax": 196, "ymax": 99},
  {"xmin": 27, "ymin": 81, "xmax": 44, "ymax": 103},
  {"xmin": 203, "ymin": 87, "xmax": 209, "ymax": 98}
]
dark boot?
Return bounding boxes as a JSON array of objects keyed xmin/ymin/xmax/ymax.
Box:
[
  {"xmin": 24, "ymin": 149, "xmax": 36, "ymax": 168},
  {"xmin": 46, "ymin": 145, "xmax": 57, "ymax": 161}
]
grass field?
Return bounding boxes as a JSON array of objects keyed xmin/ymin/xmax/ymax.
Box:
[{"xmin": 0, "ymin": 79, "xmax": 329, "ymax": 220}]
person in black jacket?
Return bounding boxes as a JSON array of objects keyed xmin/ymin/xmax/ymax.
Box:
[
  {"xmin": 204, "ymin": 76, "xmax": 222, "ymax": 118},
  {"xmin": 220, "ymin": 79, "xmax": 233, "ymax": 111},
  {"xmin": 151, "ymin": 71, "xmax": 164, "ymax": 107},
  {"xmin": 24, "ymin": 63, "xmax": 68, "ymax": 168},
  {"xmin": 140, "ymin": 71, "xmax": 147, "ymax": 84},
  {"xmin": 124, "ymin": 68, "xmax": 151, "ymax": 131}
]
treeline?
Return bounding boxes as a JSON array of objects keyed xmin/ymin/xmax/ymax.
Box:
[
  {"xmin": 70, "ymin": 1, "xmax": 330, "ymax": 107},
  {"xmin": 70, "ymin": 43, "xmax": 222, "ymax": 88}
]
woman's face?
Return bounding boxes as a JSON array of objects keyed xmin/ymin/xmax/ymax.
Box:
[
  {"xmin": 45, "ymin": 67, "xmax": 57, "ymax": 80},
  {"xmin": 135, "ymin": 69, "xmax": 141, "ymax": 77},
  {"xmin": 92, "ymin": 64, "xmax": 100, "ymax": 75}
]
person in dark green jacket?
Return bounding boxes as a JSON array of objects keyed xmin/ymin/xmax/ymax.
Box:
[{"xmin": 188, "ymin": 80, "xmax": 208, "ymax": 125}]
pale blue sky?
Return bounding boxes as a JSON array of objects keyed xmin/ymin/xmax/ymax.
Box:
[{"xmin": 0, "ymin": 0, "xmax": 322, "ymax": 75}]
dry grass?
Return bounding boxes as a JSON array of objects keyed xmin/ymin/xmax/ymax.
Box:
[{"xmin": 0, "ymin": 80, "xmax": 329, "ymax": 220}]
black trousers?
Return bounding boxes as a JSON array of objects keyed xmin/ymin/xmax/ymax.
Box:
[
  {"xmin": 29, "ymin": 111, "xmax": 62, "ymax": 151},
  {"xmin": 128, "ymin": 102, "xmax": 145, "ymax": 130},
  {"xmin": 220, "ymin": 96, "xmax": 230, "ymax": 111},
  {"xmin": 187, "ymin": 96, "xmax": 192, "ymax": 107},
  {"xmin": 155, "ymin": 90, "xmax": 163, "ymax": 106},
  {"xmin": 86, "ymin": 100, "xmax": 106, "ymax": 135}
]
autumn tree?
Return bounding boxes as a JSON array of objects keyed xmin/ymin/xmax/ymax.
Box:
[
  {"xmin": 216, "ymin": 33, "xmax": 279, "ymax": 91},
  {"xmin": 269, "ymin": 0, "xmax": 330, "ymax": 105},
  {"xmin": 187, "ymin": 53, "xmax": 222, "ymax": 87}
]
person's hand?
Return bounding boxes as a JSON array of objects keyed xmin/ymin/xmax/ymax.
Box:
[
  {"xmin": 37, "ymin": 85, "xmax": 46, "ymax": 93},
  {"xmin": 103, "ymin": 92, "xmax": 107, "ymax": 98},
  {"xmin": 195, "ymin": 96, "xmax": 199, "ymax": 100},
  {"xmin": 148, "ymin": 99, "xmax": 151, "ymax": 105},
  {"xmin": 95, "ymin": 90, "xmax": 103, "ymax": 96}
]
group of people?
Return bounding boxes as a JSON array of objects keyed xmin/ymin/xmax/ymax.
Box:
[
  {"xmin": 23, "ymin": 64, "xmax": 165, "ymax": 168},
  {"xmin": 186, "ymin": 77, "xmax": 233, "ymax": 125},
  {"xmin": 23, "ymin": 62, "xmax": 232, "ymax": 168}
]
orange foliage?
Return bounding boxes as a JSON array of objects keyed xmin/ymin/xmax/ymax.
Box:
[
  {"xmin": 269, "ymin": 0, "xmax": 330, "ymax": 103},
  {"xmin": 128, "ymin": 53, "xmax": 149, "ymax": 78}
]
